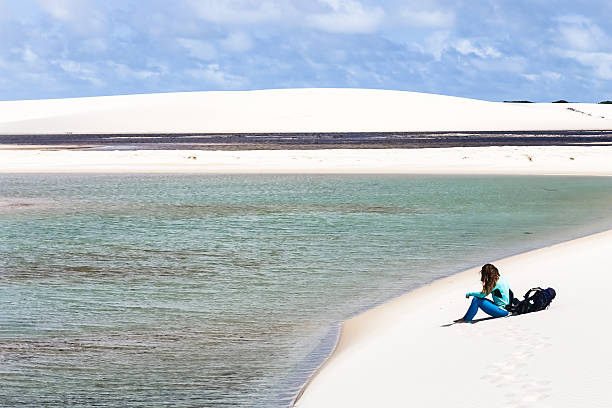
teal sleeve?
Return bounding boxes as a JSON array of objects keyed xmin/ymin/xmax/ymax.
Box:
[{"xmin": 466, "ymin": 291, "xmax": 486, "ymax": 298}]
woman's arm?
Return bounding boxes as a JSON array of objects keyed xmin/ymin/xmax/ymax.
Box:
[{"xmin": 465, "ymin": 291, "xmax": 486, "ymax": 298}]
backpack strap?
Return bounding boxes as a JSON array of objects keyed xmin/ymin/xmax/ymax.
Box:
[{"xmin": 523, "ymin": 287, "xmax": 542, "ymax": 299}]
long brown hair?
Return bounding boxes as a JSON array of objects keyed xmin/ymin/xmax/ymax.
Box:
[{"xmin": 480, "ymin": 264, "xmax": 500, "ymax": 295}]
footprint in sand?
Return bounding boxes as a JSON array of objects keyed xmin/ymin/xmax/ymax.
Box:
[{"xmin": 483, "ymin": 325, "xmax": 554, "ymax": 407}]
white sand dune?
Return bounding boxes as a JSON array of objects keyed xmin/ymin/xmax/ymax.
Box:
[
  {"xmin": 294, "ymin": 229, "xmax": 612, "ymax": 408},
  {"xmin": 0, "ymin": 88, "xmax": 611, "ymax": 134}
]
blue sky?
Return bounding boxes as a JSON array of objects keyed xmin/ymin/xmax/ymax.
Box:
[{"xmin": 1, "ymin": 0, "xmax": 611, "ymax": 102}]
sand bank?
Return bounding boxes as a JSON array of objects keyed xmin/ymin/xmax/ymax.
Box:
[
  {"xmin": 1, "ymin": 89, "xmax": 611, "ymax": 134},
  {"xmin": 0, "ymin": 145, "xmax": 611, "ymax": 175},
  {"xmin": 294, "ymin": 228, "xmax": 612, "ymax": 407}
]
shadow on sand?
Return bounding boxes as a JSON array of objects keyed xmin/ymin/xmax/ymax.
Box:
[{"xmin": 440, "ymin": 315, "xmax": 511, "ymax": 327}]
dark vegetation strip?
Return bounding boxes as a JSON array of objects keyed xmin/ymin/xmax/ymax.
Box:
[{"xmin": 1, "ymin": 131, "xmax": 612, "ymax": 150}]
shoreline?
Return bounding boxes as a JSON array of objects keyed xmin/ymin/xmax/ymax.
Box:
[
  {"xmin": 1, "ymin": 145, "xmax": 612, "ymax": 175},
  {"xmin": 293, "ymin": 228, "xmax": 612, "ymax": 407},
  {"xmin": 290, "ymin": 221, "xmax": 612, "ymax": 406}
]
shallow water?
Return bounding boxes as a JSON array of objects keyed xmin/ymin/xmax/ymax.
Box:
[{"xmin": 1, "ymin": 174, "xmax": 612, "ymax": 407}]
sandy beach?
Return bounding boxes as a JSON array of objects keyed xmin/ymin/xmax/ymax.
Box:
[
  {"xmin": 294, "ymin": 228, "xmax": 612, "ymax": 407},
  {"xmin": 0, "ymin": 145, "xmax": 611, "ymax": 175},
  {"xmin": 2, "ymin": 89, "xmax": 611, "ymax": 407}
]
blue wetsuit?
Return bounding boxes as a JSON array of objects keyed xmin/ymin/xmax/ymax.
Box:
[{"xmin": 462, "ymin": 276, "xmax": 510, "ymax": 321}]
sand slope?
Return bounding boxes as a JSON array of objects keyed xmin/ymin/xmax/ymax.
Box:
[
  {"xmin": 294, "ymin": 229, "xmax": 612, "ymax": 407},
  {"xmin": 1, "ymin": 89, "xmax": 611, "ymax": 134}
]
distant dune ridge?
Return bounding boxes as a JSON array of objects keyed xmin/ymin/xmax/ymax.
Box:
[{"xmin": 0, "ymin": 88, "xmax": 611, "ymax": 134}]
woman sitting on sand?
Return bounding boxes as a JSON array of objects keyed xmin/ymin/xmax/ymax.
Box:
[{"xmin": 454, "ymin": 263, "xmax": 510, "ymax": 323}]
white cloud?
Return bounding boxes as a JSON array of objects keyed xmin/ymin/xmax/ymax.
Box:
[
  {"xmin": 561, "ymin": 50, "xmax": 612, "ymax": 79},
  {"xmin": 2, "ymin": 0, "xmax": 611, "ymax": 102},
  {"xmin": 221, "ymin": 32, "xmax": 253, "ymax": 53},
  {"xmin": 554, "ymin": 15, "xmax": 612, "ymax": 79},
  {"xmin": 178, "ymin": 38, "xmax": 217, "ymax": 61},
  {"xmin": 308, "ymin": 0, "xmax": 384, "ymax": 34},
  {"xmin": 400, "ymin": 8, "xmax": 454, "ymax": 28},
  {"xmin": 37, "ymin": 0, "xmax": 74, "ymax": 20},
  {"xmin": 108, "ymin": 62, "xmax": 159, "ymax": 81},
  {"xmin": 523, "ymin": 74, "xmax": 538, "ymax": 82},
  {"xmin": 419, "ymin": 34, "xmax": 502, "ymax": 61},
  {"xmin": 53, "ymin": 59, "xmax": 104, "ymax": 86},
  {"xmin": 522, "ymin": 71, "xmax": 562, "ymax": 82},
  {"xmin": 556, "ymin": 15, "xmax": 610, "ymax": 52},
  {"xmin": 188, "ymin": 0, "xmax": 286, "ymax": 24},
  {"xmin": 454, "ymin": 39, "xmax": 501, "ymax": 59},
  {"xmin": 423, "ymin": 30, "xmax": 451, "ymax": 60},
  {"xmin": 187, "ymin": 64, "xmax": 246, "ymax": 89},
  {"xmin": 36, "ymin": 0, "xmax": 107, "ymax": 34},
  {"xmin": 22, "ymin": 46, "xmax": 39, "ymax": 63},
  {"xmin": 187, "ymin": 0, "xmax": 386, "ymax": 34},
  {"xmin": 544, "ymin": 71, "xmax": 562, "ymax": 80}
]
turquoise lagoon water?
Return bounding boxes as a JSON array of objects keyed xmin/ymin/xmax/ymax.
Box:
[{"xmin": 1, "ymin": 174, "xmax": 612, "ymax": 407}]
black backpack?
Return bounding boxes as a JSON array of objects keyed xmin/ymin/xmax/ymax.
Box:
[{"xmin": 506, "ymin": 287, "xmax": 556, "ymax": 315}]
